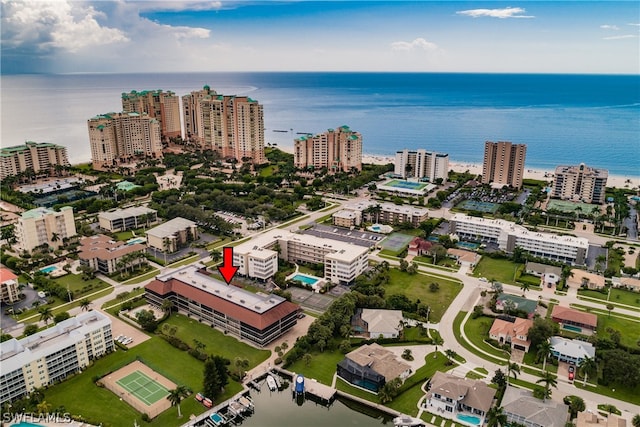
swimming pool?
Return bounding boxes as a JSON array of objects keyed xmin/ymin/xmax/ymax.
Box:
[
  {"xmin": 39, "ymin": 265, "xmax": 57, "ymax": 274},
  {"xmin": 127, "ymin": 237, "xmax": 147, "ymax": 245},
  {"xmin": 291, "ymin": 274, "xmax": 320, "ymax": 285},
  {"xmin": 563, "ymin": 324, "xmax": 583, "ymax": 333},
  {"xmin": 10, "ymin": 422, "xmax": 46, "ymax": 427},
  {"xmin": 457, "ymin": 241, "xmax": 480, "ymax": 250},
  {"xmin": 456, "ymin": 413, "xmax": 482, "ymax": 425}
]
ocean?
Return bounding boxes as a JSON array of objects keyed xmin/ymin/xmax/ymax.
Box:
[{"xmin": 1, "ymin": 72, "xmax": 638, "ymax": 177}]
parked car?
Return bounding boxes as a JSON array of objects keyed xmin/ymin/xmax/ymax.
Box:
[{"xmin": 568, "ymin": 365, "xmax": 575, "ymax": 380}]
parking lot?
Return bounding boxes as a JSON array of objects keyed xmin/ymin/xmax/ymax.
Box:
[{"xmin": 300, "ymin": 224, "xmax": 385, "ymax": 248}]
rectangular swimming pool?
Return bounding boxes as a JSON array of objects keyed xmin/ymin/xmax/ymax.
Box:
[
  {"xmin": 456, "ymin": 414, "xmax": 481, "ymax": 425},
  {"xmin": 563, "ymin": 324, "xmax": 583, "ymax": 333},
  {"xmin": 40, "ymin": 266, "xmax": 57, "ymax": 274},
  {"xmin": 292, "ymin": 274, "xmax": 319, "ymax": 285}
]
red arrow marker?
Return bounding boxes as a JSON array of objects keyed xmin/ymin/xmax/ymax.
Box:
[{"xmin": 217, "ymin": 247, "xmax": 239, "ymax": 285}]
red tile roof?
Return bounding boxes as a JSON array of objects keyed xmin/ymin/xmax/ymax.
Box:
[
  {"xmin": 146, "ymin": 278, "xmax": 299, "ymax": 330},
  {"xmin": 0, "ymin": 267, "xmax": 18, "ymax": 283},
  {"xmin": 551, "ymin": 305, "xmax": 597, "ymax": 328}
]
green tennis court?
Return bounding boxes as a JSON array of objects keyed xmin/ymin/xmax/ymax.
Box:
[{"xmin": 116, "ymin": 370, "xmax": 169, "ymax": 406}]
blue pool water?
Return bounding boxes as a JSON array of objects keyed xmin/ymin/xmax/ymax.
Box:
[
  {"xmin": 371, "ymin": 226, "xmax": 381, "ymax": 231},
  {"xmin": 457, "ymin": 241, "xmax": 480, "ymax": 250},
  {"xmin": 563, "ymin": 324, "xmax": 583, "ymax": 333},
  {"xmin": 292, "ymin": 274, "xmax": 319, "ymax": 285},
  {"xmin": 457, "ymin": 414, "xmax": 482, "ymax": 425},
  {"xmin": 127, "ymin": 237, "xmax": 146, "ymax": 245},
  {"xmin": 39, "ymin": 266, "xmax": 57, "ymax": 274},
  {"xmin": 10, "ymin": 422, "xmax": 45, "ymax": 427}
]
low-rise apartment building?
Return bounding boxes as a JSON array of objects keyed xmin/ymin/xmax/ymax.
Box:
[
  {"xmin": 98, "ymin": 206, "xmax": 158, "ymax": 232},
  {"xmin": 233, "ymin": 229, "xmax": 369, "ymax": 285},
  {"xmin": 333, "ymin": 201, "xmax": 429, "ymax": 227},
  {"xmin": 0, "ymin": 311, "xmax": 114, "ymax": 405},
  {"xmin": 15, "ymin": 206, "xmax": 76, "ymax": 253},
  {"xmin": 145, "ymin": 217, "xmax": 198, "ymax": 254},
  {"xmin": 78, "ymin": 234, "xmax": 147, "ymax": 275},
  {"xmin": 449, "ymin": 214, "xmax": 589, "ymax": 265},
  {"xmin": 145, "ymin": 264, "xmax": 299, "ymax": 347}
]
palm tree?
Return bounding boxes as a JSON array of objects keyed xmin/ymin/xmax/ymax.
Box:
[
  {"xmin": 536, "ymin": 340, "xmax": 553, "ymax": 371},
  {"xmin": 303, "ymin": 353, "xmax": 312, "ymax": 367},
  {"xmin": 520, "ymin": 282, "xmax": 531, "ymax": 294},
  {"xmin": 161, "ymin": 299, "xmax": 174, "ymax": 316},
  {"xmin": 210, "ymin": 249, "xmax": 222, "ymax": 264},
  {"xmin": 433, "ymin": 336, "xmax": 444, "ymax": 358},
  {"xmin": 167, "ymin": 385, "xmax": 191, "ymax": 418},
  {"xmin": 234, "ymin": 357, "xmax": 250, "ymax": 378},
  {"xmin": 578, "ymin": 355, "xmax": 597, "ymax": 386},
  {"xmin": 162, "ymin": 237, "xmax": 171, "ymax": 265},
  {"xmin": 606, "ymin": 303, "xmax": 614, "ymax": 318},
  {"xmin": 631, "ymin": 414, "xmax": 640, "ymax": 427},
  {"xmin": 445, "ymin": 349, "xmax": 457, "ymax": 365},
  {"xmin": 536, "ymin": 371, "xmax": 558, "ymax": 401},
  {"xmin": 39, "ymin": 307, "xmax": 53, "ymax": 325},
  {"xmin": 486, "ymin": 406, "xmax": 507, "ymax": 427},
  {"xmin": 79, "ymin": 298, "xmax": 92, "ymax": 311},
  {"xmin": 507, "ymin": 362, "xmax": 520, "ymax": 386}
]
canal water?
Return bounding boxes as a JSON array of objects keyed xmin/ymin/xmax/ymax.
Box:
[{"xmin": 235, "ymin": 383, "xmax": 394, "ymax": 427}]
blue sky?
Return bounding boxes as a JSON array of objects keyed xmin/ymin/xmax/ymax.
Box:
[{"xmin": 1, "ymin": 1, "xmax": 638, "ymax": 74}]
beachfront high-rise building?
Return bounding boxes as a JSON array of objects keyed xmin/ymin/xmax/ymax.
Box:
[
  {"xmin": 552, "ymin": 163, "xmax": 608, "ymax": 204},
  {"xmin": 88, "ymin": 112, "xmax": 163, "ymax": 171},
  {"xmin": 121, "ymin": 90, "xmax": 181, "ymax": 139},
  {"xmin": 15, "ymin": 206, "xmax": 77, "ymax": 253},
  {"xmin": 394, "ymin": 149, "xmax": 449, "ymax": 182},
  {"xmin": 482, "ymin": 141, "xmax": 527, "ymax": 189},
  {"xmin": 187, "ymin": 90, "xmax": 266, "ymax": 164},
  {"xmin": 294, "ymin": 125, "xmax": 362, "ymax": 173},
  {"xmin": 0, "ymin": 141, "xmax": 70, "ymax": 181}
]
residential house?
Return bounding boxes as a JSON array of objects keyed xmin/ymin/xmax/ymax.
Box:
[
  {"xmin": 550, "ymin": 337, "xmax": 595, "ymax": 365},
  {"xmin": 612, "ymin": 276, "xmax": 640, "ymax": 291},
  {"xmin": 424, "ymin": 371, "xmax": 496, "ymax": 424},
  {"xmin": 502, "ymin": 386, "xmax": 568, "ymax": 427},
  {"xmin": 489, "ymin": 317, "xmax": 534, "ymax": 352},
  {"xmin": 551, "ymin": 305, "xmax": 597, "ymax": 333},
  {"xmin": 408, "ymin": 237, "xmax": 433, "ymax": 257},
  {"xmin": 525, "ymin": 262, "xmax": 562, "ymax": 288},
  {"xmin": 576, "ymin": 412, "xmax": 626, "ymax": 427},
  {"xmin": 568, "ymin": 269, "xmax": 605, "ymax": 290},
  {"xmin": 145, "ymin": 217, "xmax": 198, "ymax": 254},
  {"xmin": 496, "ymin": 294, "xmax": 538, "ymax": 318},
  {"xmin": 351, "ymin": 309, "xmax": 404, "ymax": 339},
  {"xmin": 78, "ymin": 234, "xmax": 147, "ymax": 275},
  {"xmin": 336, "ymin": 343, "xmax": 411, "ymax": 392},
  {"xmin": 0, "ymin": 267, "xmax": 20, "ymax": 304},
  {"xmin": 447, "ymin": 248, "xmax": 481, "ymax": 268}
]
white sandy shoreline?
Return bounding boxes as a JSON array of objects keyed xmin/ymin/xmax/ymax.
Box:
[{"xmin": 272, "ymin": 144, "xmax": 639, "ymax": 190}]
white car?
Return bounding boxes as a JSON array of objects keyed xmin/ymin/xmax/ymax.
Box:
[{"xmin": 479, "ymin": 277, "xmax": 488, "ymax": 282}]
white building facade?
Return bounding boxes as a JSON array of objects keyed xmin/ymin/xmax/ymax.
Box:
[
  {"xmin": 15, "ymin": 206, "xmax": 76, "ymax": 253},
  {"xmin": 394, "ymin": 149, "xmax": 449, "ymax": 182}
]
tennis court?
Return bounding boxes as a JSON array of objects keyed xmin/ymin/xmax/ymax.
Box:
[
  {"xmin": 456, "ymin": 200, "xmax": 500, "ymax": 213},
  {"xmin": 547, "ymin": 199, "xmax": 599, "ymax": 214},
  {"xmin": 116, "ymin": 370, "xmax": 169, "ymax": 406},
  {"xmin": 380, "ymin": 233, "xmax": 414, "ymax": 252}
]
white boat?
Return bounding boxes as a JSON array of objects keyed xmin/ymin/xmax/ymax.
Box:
[
  {"xmin": 393, "ymin": 415, "xmax": 424, "ymax": 427},
  {"xmin": 266, "ymin": 374, "xmax": 278, "ymax": 391},
  {"xmin": 228, "ymin": 400, "xmax": 245, "ymax": 415},
  {"xmin": 238, "ymin": 395, "xmax": 254, "ymax": 409}
]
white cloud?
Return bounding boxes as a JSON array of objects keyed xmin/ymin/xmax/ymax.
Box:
[
  {"xmin": 600, "ymin": 25, "xmax": 620, "ymax": 30},
  {"xmin": 391, "ymin": 38, "xmax": 438, "ymax": 51},
  {"xmin": 628, "ymin": 23, "xmax": 640, "ymax": 27},
  {"xmin": 1, "ymin": 0, "xmax": 129, "ymax": 52},
  {"xmin": 603, "ymin": 34, "xmax": 637, "ymax": 40},
  {"xmin": 134, "ymin": 1, "xmax": 223, "ymax": 12},
  {"xmin": 456, "ymin": 7, "xmax": 534, "ymax": 19}
]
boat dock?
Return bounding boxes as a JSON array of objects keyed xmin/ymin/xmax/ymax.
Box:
[{"xmin": 182, "ymin": 388, "xmax": 252, "ymax": 427}]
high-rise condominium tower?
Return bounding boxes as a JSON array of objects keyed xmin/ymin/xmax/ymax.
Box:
[
  {"xmin": 394, "ymin": 149, "xmax": 449, "ymax": 182},
  {"xmin": 294, "ymin": 125, "xmax": 363, "ymax": 173},
  {"xmin": 482, "ymin": 141, "xmax": 527, "ymax": 189},
  {"xmin": 87, "ymin": 112, "xmax": 162, "ymax": 171},
  {"xmin": 553, "ymin": 163, "xmax": 608, "ymax": 204},
  {"xmin": 183, "ymin": 86, "xmax": 265, "ymax": 164},
  {"xmin": 121, "ymin": 90, "xmax": 181, "ymax": 139},
  {"xmin": 0, "ymin": 141, "xmax": 70, "ymax": 180}
]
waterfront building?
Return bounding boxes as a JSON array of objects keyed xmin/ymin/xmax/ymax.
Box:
[
  {"xmin": 449, "ymin": 214, "xmax": 589, "ymax": 265},
  {"xmin": 0, "ymin": 311, "xmax": 114, "ymax": 405},
  {"xmin": 424, "ymin": 371, "xmax": 496, "ymax": 424},
  {"xmin": 489, "ymin": 317, "xmax": 534, "ymax": 352},
  {"xmin": 121, "ymin": 89, "xmax": 181, "ymax": 139},
  {"xmin": 351, "ymin": 309, "xmax": 403, "ymax": 339},
  {"xmin": 0, "ymin": 141, "xmax": 70, "ymax": 181},
  {"xmin": 502, "ymin": 386, "xmax": 569, "ymax": 427},
  {"xmin": 0, "ymin": 268, "xmax": 20, "ymax": 304},
  {"xmin": 550, "ymin": 337, "xmax": 596, "ymax": 365},
  {"xmin": 337, "ymin": 343, "xmax": 411, "ymax": 392},
  {"xmin": 550, "ymin": 305, "xmax": 597, "ymax": 333},
  {"xmin": 145, "ymin": 264, "xmax": 299, "ymax": 347},
  {"xmin": 87, "ymin": 112, "xmax": 163, "ymax": 171},
  {"xmin": 332, "ymin": 201, "xmax": 429, "ymax": 227},
  {"xmin": 145, "ymin": 217, "xmax": 198, "ymax": 254},
  {"xmin": 552, "ymin": 163, "xmax": 608, "ymax": 204},
  {"xmin": 98, "ymin": 206, "xmax": 158, "ymax": 232},
  {"xmin": 482, "ymin": 141, "xmax": 527, "ymax": 189},
  {"xmin": 294, "ymin": 125, "xmax": 362, "ymax": 173},
  {"xmin": 191, "ymin": 92, "xmax": 266, "ymax": 164},
  {"xmin": 394, "ymin": 149, "xmax": 449, "ymax": 182},
  {"xmin": 233, "ymin": 229, "xmax": 369, "ymax": 285},
  {"xmin": 78, "ymin": 234, "xmax": 147, "ymax": 275},
  {"xmin": 15, "ymin": 206, "xmax": 76, "ymax": 253}
]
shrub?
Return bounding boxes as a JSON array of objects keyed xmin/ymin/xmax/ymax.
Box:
[
  {"xmin": 141, "ymin": 414, "xmax": 150, "ymax": 422},
  {"xmin": 274, "ymin": 357, "xmax": 282, "ymax": 365}
]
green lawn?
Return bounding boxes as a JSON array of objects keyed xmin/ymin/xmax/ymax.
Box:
[
  {"xmin": 472, "ymin": 257, "xmax": 523, "ymax": 285},
  {"xmin": 596, "ymin": 313, "xmax": 640, "ymax": 349},
  {"xmin": 386, "ymin": 269, "xmax": 463, "ymax": 322},
  {"xmin": 285, "ymin": 348, "xmax": 345, "ymax": 385},
  {"xmin": 522, "ymin": 350, "xmax": 558, "ymax": 374},
  {"xmin": 462, "ymin": 314, "xmax": 511, "ymax": 360},
  {"xmin": 54, "ymin": 273, "xmax": 111, "ymax": 294},
  {"xmin": 43, "ymin": 337, "xmax": 243, "ymax": 427},
  {"xmin": 578, "ymin": 288, "xmax": 640, "ymax": 308},
  {"xmin": 161, "ymin": 313, "xmax": 270, "ymax": 368},
  {"xmin": 575, "ymin": 381, "xmax": 640, "ymax": 406},
  {"xmin": 453, "ymin": 312, "xmax": 506, "ymax": 366}
]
